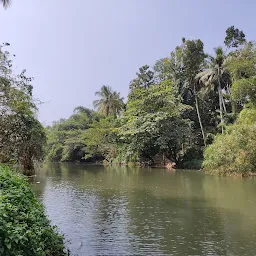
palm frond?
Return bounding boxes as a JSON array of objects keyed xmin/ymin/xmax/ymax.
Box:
[
  {"xmin": 93, "ymin": 85, "xmax": 124, "ymax": 116},
  {"xmin": 1, "ymin": 0, "xmax": 11, "ymax": 8},
  {"xmin": 93, "ymin": 99, "xmax": 102, "ymax": 108}
]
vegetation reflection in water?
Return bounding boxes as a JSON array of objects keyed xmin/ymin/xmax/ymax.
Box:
[{"xmin": 33, "ymin": 163, "xmax": 256, "ymax": 256}]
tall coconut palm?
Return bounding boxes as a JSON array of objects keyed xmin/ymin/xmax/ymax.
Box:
[
  {"xmin": 1, "ymin": 0, "xmax": 11, "ymax": 8},
  {"xmin": 191, "ymin": 80, "xmax": 206, "ymax": 146},
  {"xmin": 195, "ymin": 47, "xmax": 228, "ymax": 134},
  {"xmin": 93, "ymin": 85, "xmax": 124, "ymax": 117},
  {"xmin": 180, "ymin": 38, "xmax": 207, "ymax": 146}
]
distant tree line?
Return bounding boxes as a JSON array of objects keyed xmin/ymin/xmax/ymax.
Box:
[{"xmin": 46, "ymin": 26, "xmax": 256, "ymax": 175}]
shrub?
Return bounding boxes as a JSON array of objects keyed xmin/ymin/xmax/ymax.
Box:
[
  {"xmin": 203, "ymin": 107, "xmax": 256, "ymax": 175},
  {"xmin": 0, "ymin": 165, "xmax": 68, "ymax": 256},
  {"xmin": 182, "ymin": 159, "xmax": 203, "ymax": 170}
]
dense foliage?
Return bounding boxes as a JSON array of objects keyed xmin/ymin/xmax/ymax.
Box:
[
  {"xmin": 46, "ymin": 26, "xmax": 256, "ymax": 174},
  {"xmin": 0, "ymin": 165, "xmax": 67, "ymax": 255},
  {"xmin": 203, "ymin": 107, "xmax": 256, "ymax": 175},
  {"xmin": 203, "ymin": 41, "xmax": 256, "ymax": 175},
  {"xmin": 118, "ymin": 81, "xmax": 190, "ymax": 165},
  {"xmin": 46, "ymin": 108, "xmax": 101, "ymax": 162},
  {"xmin": 0, "ymin": 44, "xmax": 46, "ymax": 175}
]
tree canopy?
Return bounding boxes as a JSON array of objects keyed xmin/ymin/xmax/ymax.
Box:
[
  {"xmin": 93, "ymin": 85, "xmax": 124, "ymax": 117},
  {"xmin": 0, "ymin": 0, "xmax": 10, "ymax": 8},
  {"xmin": 45, "ymin": 25, "xmax": 256, "ymax": 175},
  {"xmin": 0, "ymin": 44, "xmax": 45, "ymax": 175}
]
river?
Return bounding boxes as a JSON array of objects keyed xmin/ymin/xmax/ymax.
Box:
[{"xmin": 33, "ymin": 163, "xmax": 256, "ymax": 256}]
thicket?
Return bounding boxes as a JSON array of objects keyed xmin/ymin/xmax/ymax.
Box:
[
  {"xmin": 0, "ymin": 44, "xmax": 46, "ymax": 175},
  {"xmin": 203, "ymin": 107, "xmax": 256, "ymax": 176},
  {"xmin": 0, "ymin": 165, "xmax": 67, "ymax": 256}
]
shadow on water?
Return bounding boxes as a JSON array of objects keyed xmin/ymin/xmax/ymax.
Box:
[{"xmin": 33, "ymin": 163, "xmax": 256, "ymax": 256}]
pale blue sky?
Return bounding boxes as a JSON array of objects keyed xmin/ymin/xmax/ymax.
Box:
[{"xmin": 0, "ymin": 0, "xmax": 255, "ymax": 125}]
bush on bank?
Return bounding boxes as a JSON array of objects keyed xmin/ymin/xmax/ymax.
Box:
[
  {"xmin": 203, "ymin": 107, "xmax": 256, "ymax": 176},
  {"xmin": 0, "ymin": 165, "xmax": 67, "ymax": 256}
]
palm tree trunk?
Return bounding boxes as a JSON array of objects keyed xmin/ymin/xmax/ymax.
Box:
[
  {"xmin": 217, "ymin": 76, "xmax": 224, "ymax": 134},
  {"xmin": 106, "ymin": 105, "xmax": 109, "ymax": 117},
  {"xmin": 194, "ymin": 87, "xmax": 206, "ymax": 146},
  {"xmin": 222, "ymin": 93, "xmax": 227, "ymax": 113},
  {"xmin": 228, "ymin": 83, "xmax": 237, "ymax": 114}
]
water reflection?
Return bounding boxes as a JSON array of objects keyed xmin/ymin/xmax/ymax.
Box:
[{"xmin": 33, "ymin": 163, "xmax": 256, "ymax": 256}]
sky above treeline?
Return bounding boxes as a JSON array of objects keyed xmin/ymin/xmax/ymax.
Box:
[{"xmin": 0, "ymin": 0, "xmax": 255, "ymax": 125}]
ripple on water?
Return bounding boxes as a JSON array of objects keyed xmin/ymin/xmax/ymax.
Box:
[{"xmin": 36, "ymin": 165, "xmax": 256, "ymax": 256}]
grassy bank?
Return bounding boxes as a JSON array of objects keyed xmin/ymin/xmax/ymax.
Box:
[{"xmin": 0, "ymin": 165, "xmax": 68, "ymax": 256}]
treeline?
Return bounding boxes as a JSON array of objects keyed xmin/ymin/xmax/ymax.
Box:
[
  {"xmin": 0, "ymin": 44, "xmax": 46, "ymax": 175},
  {"xmin": 46, "ymin": 26, "xmax": 256, "ymax": 174}
]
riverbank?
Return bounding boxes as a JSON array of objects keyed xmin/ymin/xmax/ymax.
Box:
[
  {"xmin": 49, "ymin": 157, "xmax": 203, "ymax": 170},
  {"xmin": 49, "ymin": 160, "xmax": 256, "ymax": 177},
  {"xmin": 0, "ymin": 165, "xmax": 68, "ymax": 256}
]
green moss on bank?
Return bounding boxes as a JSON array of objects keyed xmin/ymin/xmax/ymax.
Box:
[{"xmin": 0, "ymin": 165, "xmax": 68, "ymax": 256}]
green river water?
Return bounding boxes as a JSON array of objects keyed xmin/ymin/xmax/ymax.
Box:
[{"xmin": 33, "ymin": 163, "xmax": 256, "ymax": 256}]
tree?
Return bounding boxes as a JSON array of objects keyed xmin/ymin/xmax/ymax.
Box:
[
  {"xmin": 154, "ymin": 45, "xmax": 185, "ymax": 94},
  {"xmin": 46, "ymin": 113, "xmax": 91, "ymax": 162},
  {"xmin": 44, "ymin": 26, "xmax": 256, "ymax": 172},
  {"xmin": 224, "ymin": 26, "xmax": 246, "ymax": 49},
  {"xmin": 232, "ymin": 77, "xmax": 256, "ymax": 105},
  {"xmin": 45, "ymin": 106, "xmax": 104, "ymax": 162},
  {"xmin": 119, "ymin": 80, "xmax": 191, "ymax": 164},
  {"xmin": 181, "ymin": 39, "xmax": 207, "ymax": 145},
  {"xmin": 0, "ymin": 76, "xmax": 46, "ymax": 174},
  {"xmin": 73, "ymin": 106, "xmax": 93, "ymax": 117},
  {"xmin": 195, "ymin": 47, "xmax": 229, "ymax": 133},
  {"xmin": 154, "ymin": 39, "xmax": 208, "ymax": 145},
  {"xmin": 203, "ymin": 106, "xmax": 256, "ymax": 175},
  {"xmin": 0, "ymin": 0, "xmax": 10, "ymax": 8},
  {"xmin": 84, "ymin": 117, "xmax": 118, "ymax": 162},
  {"xmin": 129, "ymin": 65, "xmax": 154, "ymax": 90},
  {"xmin": 0, "ymin": 44, "xmax": 45, "ymax": 175},
  {"xmin": 226, "ymin": 42, "xmax": 256, "ymax": 107},
  {"xmin": 0, "ymin": 72, "xmax": 46, "ymax": 175},
  {"xmin": 93, "ymin": 85, "xmax": 124, "ymax": 117}
]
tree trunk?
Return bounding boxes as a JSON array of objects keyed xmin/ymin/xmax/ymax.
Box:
[
  {"xmin": 19, "ymin": 152, "xmax": 35, "ymax": 176},
  {"xmin": 217, "ymin": 76, "xmax": 224, "ymax": 134},
  {"xmin": 194, "ymin": 87, "xmax": 206, "ymax": 146},
  {"xmin": 106, "ymin": 105, "xmax": 109, "ymax": 117},
  {"xmin": 222, "ymin": 93, "xmax": 227, "ymax": 113},
  {"xmin": 228, "ymin": 83, "xmax": 237, "ymax": 114}
]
